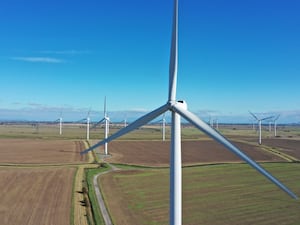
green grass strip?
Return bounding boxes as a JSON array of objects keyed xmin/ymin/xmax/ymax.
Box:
[{"xmin": 85, "ymin": 165, "xmax": 110, "ymax": 225}]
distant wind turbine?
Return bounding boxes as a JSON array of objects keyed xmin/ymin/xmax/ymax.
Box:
[
  {"xmin": 123, "ymin": 116, "xmax": 127, "ymax": 128},
  {"xmin": 209, "ymin": 116, "xmax": 213, "ymax": 127},
  {"xmin": 92, "ymin": 97, "xmax": 110, "ymax": 155},
  {"xmin": 82, "ymin": 1, "xmax": 297, "ymax": 224},
  {"xmin": 162, "ymin": 113, "xmax": 166, "ymax": 141},
  {"xmin": 249, "ymin": 111, "xmax": 273, "ymax": 145},
  {"xmin": 153, "ymin": 113, "xmax": 167, "ymax": 141},
  {"xmin": 77, "ymin": 108, "xmax": 91, "ymax": 140},
  {"xmin": 54, "ymin": 111, "xmax": 63, "ymax": 135},
  {"xmin": 273, "ymin": 114, "xmax": 280, "ymax": 137}
]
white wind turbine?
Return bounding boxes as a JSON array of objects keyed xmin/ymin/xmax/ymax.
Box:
[
  {"xmin": 77, "ymin": 108, "xmax": 91, "ymax": 140},
  {"xmin": 209, "ymin": 115, "xmax": 213, "ymax": 127},
  {"xmin": 273, "ymin": 114, "xmax": 280, "ymax": 137},
  {"xmin": 92, "ymin": 97, "xmax": 110, "ymax": 155},
  {"xmin": 153, "ymin": 113, "xmax": 167, "ymax": 141},
  {"xmin": 249, "ymin": 111, "xmax": 273, "ymax": 145},
  {"xmin": 54, "ymin": 111, "xmax": 63, "ymax": 135},
  {"xmin": 162, "ymin": 113, "xmax": 166, "ymax": 141},
  {"xmin": 81, "ymin": 1, "xmax": 297, "ymax": 224}
]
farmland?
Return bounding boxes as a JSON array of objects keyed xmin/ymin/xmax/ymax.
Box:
[
  {"xmin": 1, "ymin": 123, "xmax": 300, "ymax": 225},
  {"xmin": 0, "ymin": 139, "xmax": 86, "ymax": 164},
  {"xmin": 0, "ymin": 125, "xmax": 95, "ymax": 225},
  {"xmin": 100, "ymin": 163, "xmax": 300, "ymax": 225},
  {"xmin": 0, "ymin": 167, "xmax": 75, "ymax": 225},
  {"xmin": 104, "ymin": 139, "xmax": 284, "ymax": 166},
  {"xmin": 95, "ymin": 124, "xmax": 300, "ymax": 225}
]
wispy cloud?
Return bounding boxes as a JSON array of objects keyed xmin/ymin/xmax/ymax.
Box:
[
  {"xmin": 11, "ymin": 57, "xmax": 65, "ymax": 63},
  {"xmin": 39, "ymin": 50, "xmax": 91, "ymax": 55}
]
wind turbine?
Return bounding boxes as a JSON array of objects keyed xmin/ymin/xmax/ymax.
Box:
[
  {"xmin": 249, "ymin": 111, "xmax": 273, "ymax": 145},
  {"xmin": 213, "ymin": 118, "xmax": 219, "ymax": 130},
  {"xmin": 92, "ymin": 97, "xmax": 110, "ymax": 155},
  {"xmin": 153, "ymin": 113, "xmax": 167, "ymax": 141},
  {"xmin": 77, "ymin": 108, "xmax": 91, "ymax": 140},
  {"xmin": 162, "ymin": 113, "xmax": 166, "ymax": 141},
  {"xmin": 123, "ymin": 115, "xmax": 127, "ymax": 127},
  {"xmin": 209, "ymin": 116, "xmax": 213, "ymax": 127},
  {"xmin": 54, "ymin": 111, "xmax": 63, "ymax": 135},
  {"xmin": 273, "ymin": 114, "xmax": 280, "ymax": 137},
  {"xmin": 81, "ymin": 1, "xmax": 297, "ymax": 224}
]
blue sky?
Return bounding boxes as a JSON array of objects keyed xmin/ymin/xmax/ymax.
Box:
[{"xmin": 0, "ymin": 0, "xmax": 300, "ymax": 123}]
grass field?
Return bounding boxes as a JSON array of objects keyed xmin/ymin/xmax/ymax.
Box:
[{"xmin": 100, "ymin": 163, "xmax": 300, "ymax": 225}]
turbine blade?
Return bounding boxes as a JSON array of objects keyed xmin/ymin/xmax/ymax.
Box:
[
  {"xmin": 273, "ymin": 114, "xmax": 280, "ymax": 121},
  {"xmin": 249, "ymin": 111, "xmax": 259, "ymax": 121},
  {"xmin": 261, "ymin": 116, "xmax": 274, "ymax": 121},
  {"xmin": 104, "ymin": 96, "xmax": 107, "ymax": 117},
  {"xmin": 173, "ymin": 105, "xmax": 298, "ymax": 199},
  {"xmin": 76, "ymin": 118, "xmax": 86, "ymax": 123},
  {"xmin": 87, "ymin": 107, "xmax": 92, "ymax": 117},
  {"xmin": 81, "ymin": 103, "xmax": 169, "ymax": 155},
  {"xmin": 168, "ymin": 0, "xmax": 178, "ymax": 102},
  {"xmin": 92, "ymin": 118, "xmax": 105, "ymax": 129}
]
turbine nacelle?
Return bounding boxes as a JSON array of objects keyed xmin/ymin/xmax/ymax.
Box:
[
  {"xmin": 175, "ymin": 100, "xmax": 187, "ymax": 110},
  {"xmin": 168, "ymin": 100, "xmax": 187, "ymax": 111}
]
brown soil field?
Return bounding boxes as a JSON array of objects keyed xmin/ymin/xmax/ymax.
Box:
[
  {"xmin": 104, "ymin": 140, "xmax": 284, "ymax": 166},
  {"xmin": 262, "ymin": 138, "xmax": 300, "ymax": 160},
  {"xmin": 0, "ymin": 139, "xmax": 86, "ymax": 164},
  {"xmin": 0, "ymin": 167, "xmax": 75, "ymax": 225}
]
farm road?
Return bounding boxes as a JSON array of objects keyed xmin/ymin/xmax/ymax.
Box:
[{"xmin": 93, "ymin": 163, "xmax": 120, "ymax": 225}]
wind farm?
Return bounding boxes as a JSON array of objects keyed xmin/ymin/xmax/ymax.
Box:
[{"xmin": 1, "ymin": 0, "xmax": 300, "ymax": 225}]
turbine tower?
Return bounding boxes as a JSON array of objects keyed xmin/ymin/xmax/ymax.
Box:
[
  {"xmin": 59, "ymin": 116, "xmax": 62, "ymax": 135},
  {"xmin": 104, "ymin": 97, "xmax": 109, "ymax": 155},
  {"xmin": 54, "ymin": 111, "xmax": 63, "ymax": 135},
  {"xmin": 273, "ymin": 114, "xmax": 280, "ymax": 137},
  {"xmin": 92, "ymin": 97, "xmax": 110, "ymax": 155},
  {"xmin": 87, "ymin": 116, "xmax": 90, "ymax": 140},
  {"xmin": 249, "ymin": 111, "xmax": 273, "ymax": 145},
  {"xmin": 77, "ymin": 108, "xmax": 91, "ymax": 140},
  {"xmin": 162, "ymin": 113, "xmax": 166, "ymax": 141},
  {"xmin": 82, "ymin": 1, "xmax": 297, "ymax": 224}
]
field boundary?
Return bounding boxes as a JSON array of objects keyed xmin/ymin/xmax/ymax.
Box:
[
  {"xmin": 260, "ymin": 146, "xmax": 300, "ymax": 162},
  {"xmin": 230, "ymin": 139, "xmax": 299, "ymax": 162}
]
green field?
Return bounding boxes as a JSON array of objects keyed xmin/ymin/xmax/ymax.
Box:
[{"xmin": 101, "ymin": 163, "xmax": 300, "ymax": 225}]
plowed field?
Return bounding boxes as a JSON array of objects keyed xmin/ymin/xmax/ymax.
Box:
[
  {"xmin": 105, "ymin": 140, "xmax": 284, "ymax": 166},
  {"xmin": 262, "ymin": 138, "xmax": 300, "ymax": 159},
  {"xmin": 0, "ymin": 139, "xmax": 86, "ymax": 164},
  {"xmin": 0, "ymin": 167, "xmax": 75, "ymax": 225}
]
